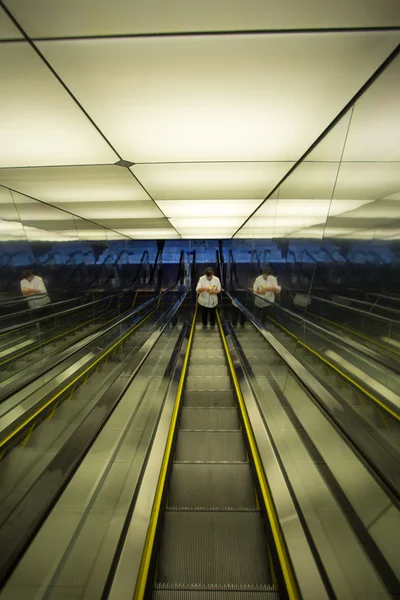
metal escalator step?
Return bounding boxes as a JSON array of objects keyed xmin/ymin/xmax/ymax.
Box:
[
  {"xmin": 155, "ymin": 511, "xmax": 271, "ymax": 586},
  {"xmin": 185, "ymin": 377, "xmax": 232, "ymax": 392},
  {"xmin": 153, "ymin": 587, "xmax": 280, "ymax": 600},
  {"xmin": 179, "ymin": 408, "xmax": 239, "ymax": 431},
  {"xmin": 183, "ymin": 391, "xmax": 235, "ymax": 408},
  {"xmin": 175, "ymin": 432, "xmax": 246, "ymax": 462},
  {"xmin": 189, "ymin": 356, "xmax": 227, "ymax": 366},
  {"xmin": 168, "ymin": 463, "xmax": 256, "ymax": 508},
  {"xmin": 191, "ymin": 349, "xmax": 225, "ymax": 358},
  {"xmin": 188, "ymin": 365, "xmax": 229, "ymax": 377}
]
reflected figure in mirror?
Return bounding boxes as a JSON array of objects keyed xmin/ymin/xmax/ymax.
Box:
[
  {"xmin": 253, "ymin": 268, "xmax": 281, "ymax": 324},
  {"xmin": 20, "ymin": 270, "xmax": 51, "ymax": 309}
]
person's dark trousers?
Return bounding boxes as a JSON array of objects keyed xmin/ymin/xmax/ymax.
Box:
[
  {"xmin": 202, "ymin": 305, "xmax": 216, "ymax": 326},
  {"xmin": 232, "ymin": 307, "xmax": 246, "ymax": 326}
]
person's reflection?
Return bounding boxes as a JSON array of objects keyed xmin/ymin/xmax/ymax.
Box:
[
  {"xmin": 20, "ymin": 270, "xmax": 51, "ymax": 309},
  {"xmin": 253, "ymin": 268, "xmax": 281, "ymax": 324}
]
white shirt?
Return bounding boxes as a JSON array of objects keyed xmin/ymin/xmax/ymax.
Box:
[
  {"xmin": 253, "ymin": 275, "xmax": 281, "ymax": 308},
  {"xmin": 21, "ymin": 276, "xmax": 50, "ymax": 309},
  {"xmin": 196, "ymin": 275, "xmax": 221, "ymax": 308}
]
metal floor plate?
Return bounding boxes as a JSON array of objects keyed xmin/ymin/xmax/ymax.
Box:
[
  {"xmin": 168, "ymin": 463, "xmax": 257, "ymax": 508},
  {"xmin": 179, "ymin": 407, "xmax": 239, "ymax": 431},
  {"xmin": 175, "ymin": 431, "xmax": 247, "ymax": 463},
  {"xmin": 155, "ymin": 511, "xmax": 270, "ymax": 586}
]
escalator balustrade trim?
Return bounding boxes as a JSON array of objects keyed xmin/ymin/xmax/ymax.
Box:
[
  {"xmin": 267, "ymin": 315, "xmax": 400, "ymax": 423},
  {"xmin": 216, "ymin": 311, "xmax": 299, "ymax": 600},
  {"xmin": 133, "ymin": 303, "xmax": 198, "ymax": 600}
]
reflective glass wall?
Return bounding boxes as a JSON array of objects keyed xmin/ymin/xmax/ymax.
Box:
[{"xmin": 231, "ymin": 53, "xmax": 400, "ymax": 350}]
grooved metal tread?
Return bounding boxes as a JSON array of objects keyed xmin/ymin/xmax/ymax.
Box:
[
  {"xmin": 155, "ymin": 511, "xmax": 271, "ymax": 586},
  {"xmin": 182, "ymin": 391, "xmax": 236, "ymax": 408},
  {"xmin": 175, "ymin": 432, "xmax": 246, "ymax": 462},
  {"xmin": 179, "ymin": 408, "xmax": 239, "ymax": 431},
  {"xmin": 168, "ymin": 463, "xmax": 256, "ymax": 508},
  {"xmin": 153, "ymin": 588, "xmax": 279, "ymax": 600}
]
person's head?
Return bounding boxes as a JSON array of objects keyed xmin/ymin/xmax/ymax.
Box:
[
  {"xmin": 262, "ymin": 268, "xmax": 273, "ymax": 280},
  {"xmin": 22, "ymin": 270, "xmax": 33, "ymax": 282},
  {"xmin": 205, "ymin": 267, "xmax": 214, "ymax": 281}
]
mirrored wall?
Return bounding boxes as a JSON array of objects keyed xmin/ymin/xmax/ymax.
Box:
[{"xmin": 230, "ymin": 52, "xmax": 400, "ymax": 356}]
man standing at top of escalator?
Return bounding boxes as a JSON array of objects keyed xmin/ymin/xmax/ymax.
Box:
[{"xmin": 196, "ymin": 267, "xmax": 221, "ymax": 327}]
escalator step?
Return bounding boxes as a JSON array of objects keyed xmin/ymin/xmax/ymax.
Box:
[
  {"xmin": 179, "ymin": 407, "xmax": 239, "ymax": 431},
  {"xmin": 155, "ymin": 511, "xmax": 271, "ymax": 586},
  {"xmin": 168, "ymin": 463, "xmax": 256, "ymax": 508},
  {"xmin": 188, "ymin": 355, "xmax": 227, "ymax": 366},
  {"xmin": 188, "ymin": 365, "xmax": 229, "ymax": 377},
  {"xmin": 191, "ymin": 349, "xmax": 225, "ymax": 359},
  {"xmin": 175, "ymin": 432, "xmax": 246, "ymax": 463},
  {"xmin": 153, "ymin": 587, "xmax": 279, "ymax": 600},
  {"xmin": 183, "ymin": 391, "xmax": 235, "ymax": 408},
  {"xmin": 185, "ymin": 376, "xmax": 232, "ymax": 392}
]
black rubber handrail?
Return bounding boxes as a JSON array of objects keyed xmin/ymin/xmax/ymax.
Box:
[
  {"xmin": 0, "ymin": 291, "xmax": 187, "ymax": 588},
  {"xmin": 0, "ymin": 289, "xmax": 129, "ymax": 336},
  {"xmin": 0, "ymin": 285, "xmax": 180, "ymax": 405}
]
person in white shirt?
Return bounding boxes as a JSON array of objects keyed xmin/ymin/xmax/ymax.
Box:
[
  {"xmin": 253, "ymin": 268, "xmax": 281, "ymax": 322},
  {"xmin": 20, "ymin": 270, "xmax": 51, "ymax": 309},
  {"xmin": 196, "ymin": 267, "xmax": 222, "ymax": 327}
]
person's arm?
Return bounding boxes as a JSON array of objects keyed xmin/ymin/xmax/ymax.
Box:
[
  {"xmin": 21, "ymin": 281, "xmax": 36, "ymax": 296},
  {"xmin": 253, "ymin": 278, "xmax": 260, "ymax": 294},
  {"xmin": 196, "ymin": 278, "xmax": 206, "ymax": 293},
  {"xmin": 212, "ymin": 278, "xmax": 221, "ymax": 294},
  {"xmin": 36, "ymin": 278, "xmax": 47, "ymax": 295}
]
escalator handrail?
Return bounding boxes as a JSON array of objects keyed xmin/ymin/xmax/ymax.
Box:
[
  {"xmin": 0, "ymin": 289, "xmax": 131, "ymax": 337},
  {"xmin": 0, "ymin": 291, "xmax": 188, "ymax": 589},
  {"xmin": 225, "ymin": 291, "xmax": 400, "ymax": 496},
  {"xmin": 320, "ymin": 293, "xmax": 400, "ymax": 317},
  {"xmin": 309, "ymin": 293, "xmax": 400, "ymax": 324},
  {"xmin": 240, "ymin": 288, "xmax": 400, "ymax": 410},
  {"xmin": 246, "ymin": 288, "xmax": 400, "ymax": 380},
  {"xmin": 0, "ymin": 285, "xmax": 181, "ymax": 405},
  {"xmin": 0, "ymin": 291, "xmax": 99, "ymax": 323},
  {"xmin": 131, "ymin": 250, "xmax": 150, "ymax": 287}
]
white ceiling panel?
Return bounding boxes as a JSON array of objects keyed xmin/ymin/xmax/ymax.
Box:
[
  {"xmin": 5, "ymin": 0, "xmax": 400, "ymax": 37},
  {"xmin": 132, "ymin": 163, "xmax": 292, "ymax": 200},
  {"xmin": 0, "ymin": 166, "xmax": 150, "ymax": 202},
  {"xmin": 0, "ymin": 43, "xmax": 118, "ymax": 167},
  {"xmin": 342, "ymin": 56, "xmax": 400, "ymax": 161},
  {"xmin": 255, "ymin": 198, "xmax": 374, "ymax": 218},
  {"xmin": 118, "ymin": 229, "xmax": 180, "ymax": 239},
  {"xmin": 305, "ymin": 112, "xmax": 352, "ymax": 162},
  {"xmin": 38, "ymin": 33, "xmax": 399, "ymax": 163},
  {"xmin": 333, "ymin": 199, "xmax": 400, "ymax": 220},
  {"xmin": 0, "ymin": 6, "xmax": 22, "ymax": 39},
  {"xmin": 157, "ymin": 200, "xmax": 260, "ymax": 218},
  {"xmin": 52, "ymin": 201, "xmax": 164, "ymax": 220},
  {"xmin": 333, "ymin": 162, "xmax": 400, "ymax": 199},
  {"xmin": 170, "ymin": 217, "xmax": 244, "ymax": 230},
  {"xmin": 275, "ymin": 162, "xmax": 340, "ymax": 198}
]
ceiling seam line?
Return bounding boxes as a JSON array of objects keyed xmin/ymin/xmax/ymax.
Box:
[
  {"xmin": 0, "ymin": 0, "xmax": 123, "ymax": 162},
  {"xmin": 232, "ymin": 42, "xmax": 400, "ymax": 238},
  {"xmin": 1, "ymin": 2, "xmax": 180, "ymax": 240},
  {"xmin": 22, "ymin": 25, "xmax": 400, "ymax": 42},
  {"xmin": 125, "ymin": 168, "xmax": 182, "ymax": 237}
]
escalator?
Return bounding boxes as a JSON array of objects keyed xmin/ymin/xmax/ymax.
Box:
[
  {"xmin": 0, "ymin": 292, "xmax": 131, "ymax": 384},
  {"xmin": 1, "ymin": 297, "xmax": 399, "ymax": 600},
  {"xmin": 149, "ymin": 319, "xmax": 280, "ymax": 598}
]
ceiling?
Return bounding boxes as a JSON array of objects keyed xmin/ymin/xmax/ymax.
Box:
[{"xmin": 0, "ymin": 1, "xmax": 399, "ymax": 241}]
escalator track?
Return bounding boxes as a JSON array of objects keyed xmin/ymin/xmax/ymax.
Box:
[{"xmin": 126, "ymin": 308, "xmax": 300, "ymax": 600}]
